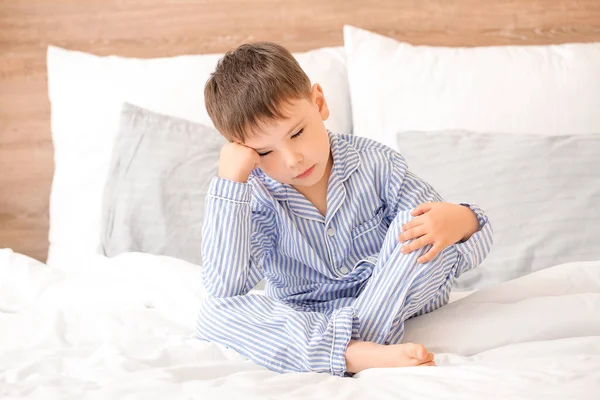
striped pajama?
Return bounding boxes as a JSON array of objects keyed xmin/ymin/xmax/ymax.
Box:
[{"xmin": 196, "ymin": 133, "xmax": 493, "ymax": 377}]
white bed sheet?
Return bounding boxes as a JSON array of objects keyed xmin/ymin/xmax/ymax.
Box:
[{"xmin": 1, "ymin": 249, "xmax": 599, "ymax": 399}]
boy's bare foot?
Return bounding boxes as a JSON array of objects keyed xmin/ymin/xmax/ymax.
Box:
[{"xmin": 345, "ymin": 340, "xmax": 435, "ymax": 374}]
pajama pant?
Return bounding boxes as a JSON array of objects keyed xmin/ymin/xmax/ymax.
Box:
[{"xmin": 196, "ymin": 210, "xmax": 459, "ymax": 377}]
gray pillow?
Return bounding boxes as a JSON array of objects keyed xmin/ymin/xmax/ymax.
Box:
[
  {"xmin": 100, "ymin": 103, "xmax": 226, "ymax": 264},
  {"xmin": 396, "ymin": 131, "xmax": 600, "ymax": 290}
]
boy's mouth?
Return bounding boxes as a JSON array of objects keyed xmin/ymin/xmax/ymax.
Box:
[{"xmin": 295, "ymin": 164, "xmax": 316, "ymax": 179}]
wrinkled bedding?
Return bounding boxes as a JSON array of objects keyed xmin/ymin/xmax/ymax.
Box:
[{"xmin": 1, "ymin": 249, "xmax": 598, "ymax": 399}]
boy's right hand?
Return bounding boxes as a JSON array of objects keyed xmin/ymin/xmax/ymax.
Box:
[{"xmin": 218, "ymin": 142, "xmax": 261, "ymax": 183}]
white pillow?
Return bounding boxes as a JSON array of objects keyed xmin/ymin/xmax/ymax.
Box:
[
  {"xmin": 344, "ymin": 25, "xmax": 600, "ymax": 148},
  {"xmin": 46, "ymin": 46, "xmax": 351, "ymax": 268}
]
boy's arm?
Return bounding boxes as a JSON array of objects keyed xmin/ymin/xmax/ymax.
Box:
[
  {"xmin": 201, "ymin": 177, "xmax": 275, "ymax": 298},
  {"xmin": 386, "ymin": 152, "xmax": 493, "ymax": 276},
  {"xmin": 452, "ymin": 203, "xmax": 494, "ymax": 276}
]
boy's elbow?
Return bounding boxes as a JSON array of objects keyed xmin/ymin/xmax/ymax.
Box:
[
  {"xmin": 205, "ymin": 286, "xmax": 245, "ymax": 299},
  {"xmin": 201, "ymin": 274, "xmax": 246, "ymax": 299}
]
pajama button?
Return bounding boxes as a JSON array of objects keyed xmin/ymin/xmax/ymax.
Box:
[
  {"xmin": 340, "ymin": 266, "xmax": 350, "ymax": 274},
  {"xmin": 327, "ymin": 227, "xmax": 336, "ymax": 237}
]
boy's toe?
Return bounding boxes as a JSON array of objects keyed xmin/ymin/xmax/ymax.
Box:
[
  {"xmin": 418, "ymin": 361, "xmax": 436, "ymax": 367},
  {"xmin": 414, "ymin": 344, "xmax": 428, "ymax": 360}
]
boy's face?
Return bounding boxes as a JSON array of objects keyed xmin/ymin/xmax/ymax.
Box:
[{"xmin": 244, "ymin": 84, "xmax": 332, "ymax": 188}]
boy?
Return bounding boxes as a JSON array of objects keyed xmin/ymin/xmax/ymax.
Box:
[{"xmin": 196, "ymin": 42, "xmax": 493, "ymax": 377}]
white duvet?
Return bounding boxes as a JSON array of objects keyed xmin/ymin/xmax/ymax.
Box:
[{"xmin": 1, "ymin": 249, "xmax": 598, "ymax": 400}]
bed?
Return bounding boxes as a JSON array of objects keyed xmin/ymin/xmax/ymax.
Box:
[{"xmin": 1, "ymin": 1, "xmax": 600, "ymax": 398}]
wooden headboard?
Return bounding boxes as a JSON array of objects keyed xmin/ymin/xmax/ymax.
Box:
[{"xmin": 2, "ymin": 0, "xmax": 600, "ymax": 262}]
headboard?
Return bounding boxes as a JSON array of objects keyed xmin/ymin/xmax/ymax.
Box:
[{"xmin": 1, "ymin": 0, "xmax": 600, "ymax": 262}]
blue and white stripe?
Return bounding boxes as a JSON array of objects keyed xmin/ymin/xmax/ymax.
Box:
[{"xmin": 197, "ymin": 133, "xmax": 494, "ymax": 376}]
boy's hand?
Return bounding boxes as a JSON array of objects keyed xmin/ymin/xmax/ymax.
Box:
[
  {"xmin": 397, "ymin": 202, "xmax": 480, "ymax": 264},
  {"xmin": 218, "ymin": 142, "xmax": 261, "ymax": 183}
]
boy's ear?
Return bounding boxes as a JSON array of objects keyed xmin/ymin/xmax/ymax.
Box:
[{"xmin": 311, "ymin": 83, "xmax": 330, "ymax": 121}]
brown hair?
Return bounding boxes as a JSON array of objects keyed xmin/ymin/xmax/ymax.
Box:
[{"xmin": 204, "ymin": 42, "xmax": 312, "ymax": 142}]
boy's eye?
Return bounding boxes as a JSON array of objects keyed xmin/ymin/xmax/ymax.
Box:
[
  {"xmin": 291, "ymin": 128, "xmax": 304, "ymax": 139},
  {"xmin": 256, "ymin": 129, "xmax": 303, "ymax": 157}
]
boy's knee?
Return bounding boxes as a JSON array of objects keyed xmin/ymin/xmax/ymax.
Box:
[
  {"xmin": 196, "ymin": 295, "xmax": 240, "ymax": 339},
  {"xmin": 385, "ymin": 209, "xmax": 417, "ymax": 248},
  {"xmin": 201, "ymin": 294, "xmax": 221, "ymax": 308},
  {"xmin": 390, "ymin": 209, "xmax": 415, "ymax": 231},
  {"xmin": 198, "ymin": 295, "xmax": 233, "ymax": 320},
  {"xmin": 389, "ymin": 210, "xmax": 459, "ymax": 266}
]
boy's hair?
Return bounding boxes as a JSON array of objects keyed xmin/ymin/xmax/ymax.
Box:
[{"xmin": 204, "ymin": 42, "xmax": 312, "ymax": 142}]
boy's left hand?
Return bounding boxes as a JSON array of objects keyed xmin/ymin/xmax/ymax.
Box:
[{"xmin": 398, "ymin": 202, "xmax": 480, "ymax": 264}]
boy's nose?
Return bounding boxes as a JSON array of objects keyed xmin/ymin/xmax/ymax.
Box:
[{"xmin": 283, "ymin": 149, "xmax": 303, "ymax": 168}]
